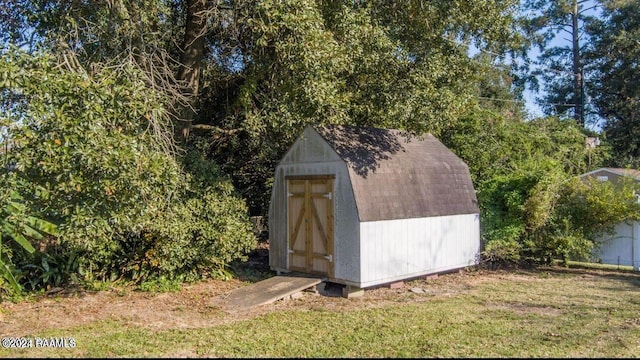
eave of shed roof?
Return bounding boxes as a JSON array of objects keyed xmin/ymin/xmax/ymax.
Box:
[{"xmin": 314, "ymin": 125, "xmax": 478, "ymax": 222}]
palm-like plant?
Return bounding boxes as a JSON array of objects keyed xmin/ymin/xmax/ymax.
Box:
[{"xmin": 1, "ymin": 188, "xmax": 57, "ymax": 294}]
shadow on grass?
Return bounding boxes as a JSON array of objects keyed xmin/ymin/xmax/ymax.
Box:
[{"xmin": 535, "ymin": 264, "xmax": 640, "ymax": 288}]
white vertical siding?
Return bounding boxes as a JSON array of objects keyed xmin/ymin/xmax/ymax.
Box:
[
  {"xmin": 269, "ymin": 126, "xmax": 362, "ymax": 283},
  {"xmin": 595, "ymin": 221, "xmax": 640, "ymax": 270},
  {"xmin": 636, "ymin": 222, "xmax": 640, "ymax": 271},
  {"xmin": 359, "ymin": 213, "xmax": 480, "ymax": 288}
]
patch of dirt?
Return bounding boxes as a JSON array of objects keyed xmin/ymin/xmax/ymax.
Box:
[
  {"xmin": 0, "ymin": 277, "xmax": 244, "ymax": 337},
  {"xmin": 4, "ymin": 261, "xmax": 617, "ymax": 337},
  {"xmin": 1, "ymin": 266, "xmax": 496, "ymax": 337}
]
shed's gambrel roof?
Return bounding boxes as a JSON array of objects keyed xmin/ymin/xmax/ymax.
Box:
[
  {"xmin": 580, "ymin": 167, "xmax": 640, "ymax": 181},
  {"xmin": 315, "ymin": 125, "xmax": 478, "ymax": 222}
]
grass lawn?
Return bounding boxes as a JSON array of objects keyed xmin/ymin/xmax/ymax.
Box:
[{"xmin": 2, "ymin": 266, "xmax": 639, "ymax": 358}]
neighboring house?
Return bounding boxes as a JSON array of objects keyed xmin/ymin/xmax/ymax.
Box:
[
  {"xmin": 268, "ymin": 124, "xmax": 480, "ymax": 294},
  {"xmin": 579, "ymin": 167, "xmax": 640, "ymax": 271}
]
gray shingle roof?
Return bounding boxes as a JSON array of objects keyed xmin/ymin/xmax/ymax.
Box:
[
  {"xmin": 315, "ymin": 125, "xmax": 478, "ymax": 222},
  {"xmin": 580, "ymin": 167, "xmax": 640, "ymax": 181}
]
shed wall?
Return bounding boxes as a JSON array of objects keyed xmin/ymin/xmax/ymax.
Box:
[
  {"xmin": 269, "ymin": 127, "xmax": 361, "ymax": 283},
  {"xmin": 595, "ymin": 221, "xmax": 640, "ymax": 270},
  {"xmin": 358, "ymin": 213, "xmax": 480, "ymax": 288}
]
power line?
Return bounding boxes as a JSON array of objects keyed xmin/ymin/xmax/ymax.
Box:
[
  {"xmin": 441, "ymin": 35, "xmax": 600, "ymax": 116},
  {"xmin": 441, "ymin": 35, "xmax": 589, "ymax": 80}
]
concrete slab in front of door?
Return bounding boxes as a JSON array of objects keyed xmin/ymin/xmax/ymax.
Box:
[{"xmin": 215, "ymin": 274, "xmax": 323, "ymax": 311}]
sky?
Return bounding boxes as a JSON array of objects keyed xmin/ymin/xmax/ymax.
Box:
[{"xmin": 523, "ymin": 81, "xmax": 544, "ymax": 118}]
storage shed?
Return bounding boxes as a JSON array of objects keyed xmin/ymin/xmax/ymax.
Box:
[
  {"xmin": 579, "ymin": 168, "xmax": 640, "ymax": 271},
  {"xmin": 268, "ymin": 124, "xmax": 480, "ymax": 289}
]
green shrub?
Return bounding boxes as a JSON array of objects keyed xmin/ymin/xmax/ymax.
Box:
[
  {"xmin": 481, "ymin": 238, "xmax": 522, "ymax": 269},
  {"xmin": 133, "ymin": 180, "xmax": 256, "ymax": 282},
  {"xmin": 1, "ymin": 47, "xmax": 255, "ymax": 290},
  {"xmin": 445, "ymin": 114, "xmax": 623, "ymax": 267},
  {"xmin": 479, "ymin": 165, "xmax": 640, "ymax": 266}
]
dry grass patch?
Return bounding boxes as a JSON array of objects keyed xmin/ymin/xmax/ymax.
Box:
[{"xmin": 1, "ymin": 267, "xmax": 639, "ymax": 357}]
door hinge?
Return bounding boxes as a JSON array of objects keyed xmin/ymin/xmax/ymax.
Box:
[
  {"xmin": 288, "ymin": 249, "xmax": 294, "ymax": 254},
  {"xmin": 287, "ymin": 192, "xmax": 294, "ymax": 197},
  {"xmin": 323, "ymin": 254, "xmax": 333, "ymax": 262},
  {"xmin": 323, "ymin": 192, "xmax": 332, "ymax": 200}
]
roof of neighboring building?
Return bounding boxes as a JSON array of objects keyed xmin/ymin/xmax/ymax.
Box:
[
  {"xmin": 580, "ymin": 167, "xmax": 640, "ymax": 181},
  {"xmin": 314, "ymin": 125, "xmax": 478, "ymax": 222}
]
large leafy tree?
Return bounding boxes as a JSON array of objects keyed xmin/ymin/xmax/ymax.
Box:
[
  {"xmin": 585, "ymin": 0, "xmax": 640, "ymax": 166},
  {"xmin": 1, "ymin": 0, "xmax": 223, "ymax": 142},
  {"xmin": 204, "ymin": 0, "xmax": 524, "ymax": 213},
  {"xmin": 2, "ymin": 1, "xmax": 525, "ymax": 215}
]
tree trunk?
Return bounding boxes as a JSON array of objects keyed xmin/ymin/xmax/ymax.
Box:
[
  {"xmin": 571, "ymin": 0, "xmax": 584, "ymax": 126},
  {"xmin": 177, "ymin": 0, "xmax": 208, "ymax": 141}
]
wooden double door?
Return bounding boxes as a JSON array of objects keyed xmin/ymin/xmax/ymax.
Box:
[{"xmin": 287, "ymin": 176, "xmax": 334, "ymax": 277}]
